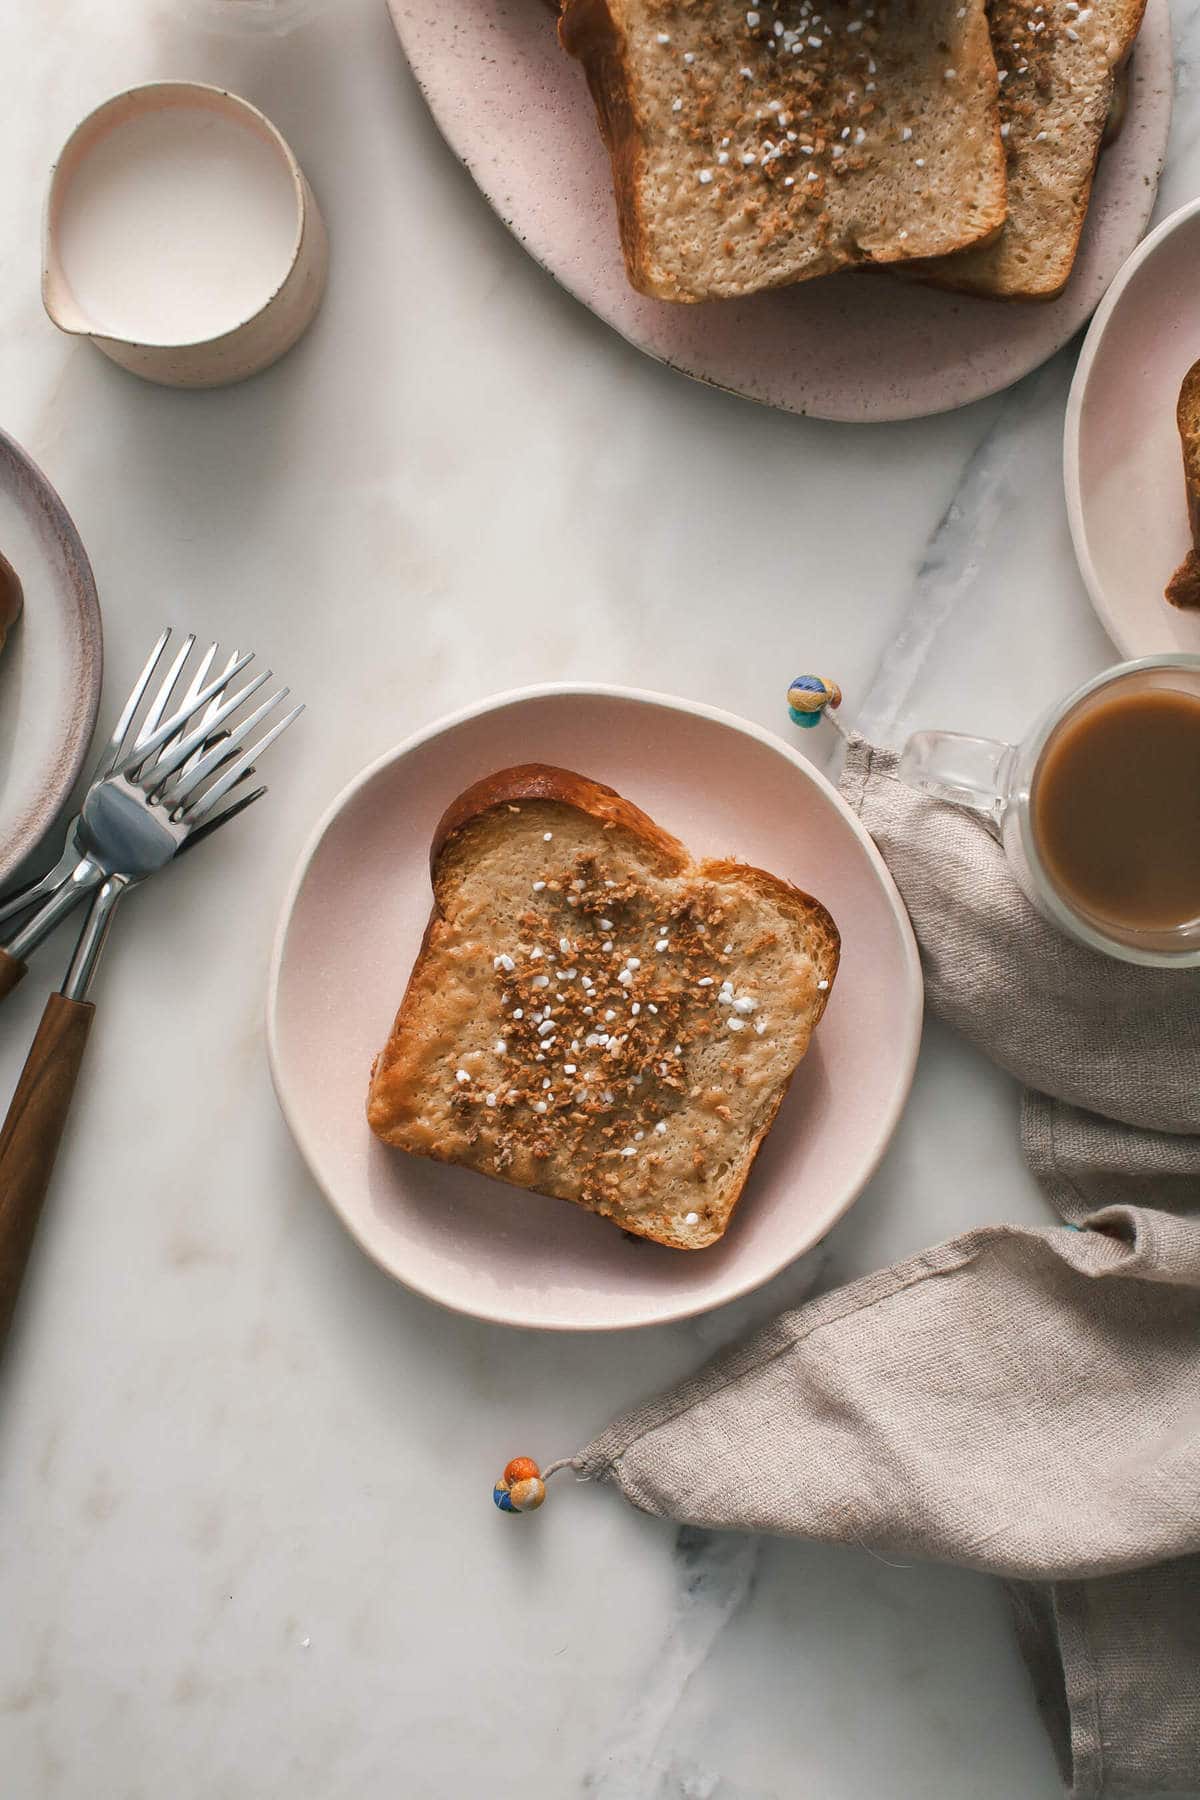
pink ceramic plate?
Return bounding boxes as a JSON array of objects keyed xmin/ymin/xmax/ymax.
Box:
[
  {"xmin": 1065, "ymin": 198, "xmax": 1200, "ymax": 659},
  {"xmin": 0, "ymin": 429, "xmax": 102, "ymax": 892},
  {"xmin": 267, "ymin": 688, "xmax": 922, "ymax": 1331},
  {"xmin": 388, "ymin": 0, "xmax": 1171, "ymax": 424}
]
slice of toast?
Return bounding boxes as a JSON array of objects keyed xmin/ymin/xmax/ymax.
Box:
[
  {"xmin": 559, "ymin": 0, "xmax": 1007, "ymax": 302},
  {"xmin": 366, "ymin": 766, "xmax": 839, "ymax": 1250},
  {"xmin": 1166, "ymin": 358, "xmax": 1200, "ymax": 610},
  {"xmin": 904, "ymin": 0, "xmax": 1146, "ymax": 300}
]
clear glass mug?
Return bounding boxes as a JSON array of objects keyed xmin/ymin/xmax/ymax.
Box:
[{"xmin": 898, "ymin": 655, "xmax": 1200, "ymax": 968}]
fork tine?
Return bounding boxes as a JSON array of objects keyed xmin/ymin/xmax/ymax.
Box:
[
  {"xmin": 172, "ymin": 729, "xmax": 262, "ymax": 802},
  {"xmin": 133, "ymin": 667, "xmax": 271, "ymax": 787},
  {"xmin": 201, "ymin": 652, "xmax": 240, "ymax": 725},
  {"xmin": 154, "ymin": 687, "xmax": 289, "ymax": 807},
  {"xmin": 160, "ymin": 648, "xmax": 242, "ymax": 782},
  {"xmin": 184, "ymin": 704, "xmax": 304, "ymax": 825},
  {"xmin": 150, "ymin": 641, "xmax": 222, "ymax": 781},
  {"xmin": 154, "ymin": 641, "xmax": 217, "ymax": 751},
  {"xmin": 132, "ymin": 633, "xmax": 196, "ymax": 756},
  {"xmin": 178, "ymin": 783, "xmax": 267, "ymax": 853},
  {"xmin": 181, "ymin": 649, "xmax": 239, "ymax": 771},
  {"xmin": 116, "ymin": 651, "xmax": 256, "ymax": 774},
  {"xmin": 91, "ymin": 628, "xmax": 172, "ymax": 780}
]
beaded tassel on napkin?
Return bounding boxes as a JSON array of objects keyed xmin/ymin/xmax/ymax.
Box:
[
  {"xmin": 492, "ymin": 1456, "xmax": 580, "ymax": 1513},
  {"xmin": 787, "ymin": 675, "xmax": 843, "ymax": 730}
]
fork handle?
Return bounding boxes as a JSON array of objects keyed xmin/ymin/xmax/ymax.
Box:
[
  {"xmin": 0, "ymin": 993, "xmax": 94, "ymax": 1350},
  {"xmin": 0, "ymin": 948, "xmax": 26, "ymax": 1003}
]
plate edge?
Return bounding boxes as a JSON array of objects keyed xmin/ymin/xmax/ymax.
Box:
[{"xmin": 264, "ymin": 682, "xmax": 925, "ymax": 1331}]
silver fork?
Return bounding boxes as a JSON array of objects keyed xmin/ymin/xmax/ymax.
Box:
[
  {"xmin": 0, "ymin": 632, "xmax": 290, "ymax": 997},
  {"xmin": 0, "ymin": 629, "xmax": 194, "ymax": 936},
  {"xmin": 0, "ymin": 630, "xmax": 302, "ymax": 1348}
]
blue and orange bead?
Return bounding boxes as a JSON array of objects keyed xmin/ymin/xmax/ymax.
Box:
[
  {"xmin": 493, "ymin": 1456, "xmax": 547, "ymax": 1513},
  {"xmin": 787, "ymin": 675, "xmax": 842, "ymax": 729}
]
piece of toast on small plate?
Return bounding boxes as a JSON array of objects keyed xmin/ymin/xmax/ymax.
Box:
[
  {"xmin": 558, "ymin": 0, "xmax": 1007, "ymax": 301},
  {"xmin": 1166, "ymin": 357, "xmax": 1200, "ymax": 609},
  {"xmin": 366, "ymin": 765, "xmax": 839, "ymax": 1249}
]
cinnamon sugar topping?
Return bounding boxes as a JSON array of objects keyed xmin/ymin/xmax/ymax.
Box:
[
  {"xmin": 444, "ymin": 852, "xmax": 770, "ymax": 1201},
  {"xmin": 653, "ymin": 0, "xmax": 929, "ymax": 225}
]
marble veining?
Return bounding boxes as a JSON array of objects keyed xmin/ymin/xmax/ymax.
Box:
[
  {"xmin": 584, "ymin": 1530, "xmax": 761, "ymax": 1800},
  {"xmin": 1, "ymin": 1, "xmax": 1198, "ymax": 1797},
  {"xmin": 856, "ymin": 359, "xmax": 1073, "ymax": 747}
]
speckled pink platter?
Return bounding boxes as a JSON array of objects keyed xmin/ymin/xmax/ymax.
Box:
[
  {"xmin": 0, "ymin": 429, "xmax": 102, "ymax": 892},
  {"xmin": 388, "ymin": 0, "xmax": 1171, "ymax": 423},
  {"xmin": 1065, "ymin": 198, "xmax": 1200, "ymax": 658},
  {"xmin": 267, "ymin": 688, "xmax": 922, "ymax": 1331}
]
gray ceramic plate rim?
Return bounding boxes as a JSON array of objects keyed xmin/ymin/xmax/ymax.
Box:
[
  {"xmin": 0, "ymin": 427, "xmax": 102, "ymax": 891},
  {"xmin": 265, "ymin": 683, "xmax": 924, "ymax": 1331}
]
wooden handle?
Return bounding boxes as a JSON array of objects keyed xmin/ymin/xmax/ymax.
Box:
[
  {"xmin": 0, "ymin": 947, "xmax": 27, "ymax": 1002},
  {"xmin": 0, "ymin": 992, "xmax": 93, "ymax": 1349}
]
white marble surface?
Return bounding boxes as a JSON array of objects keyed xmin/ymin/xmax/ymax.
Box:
[{"xmin": 2, "ymin": 4, "xmax": 1198, "ymax": 1796}]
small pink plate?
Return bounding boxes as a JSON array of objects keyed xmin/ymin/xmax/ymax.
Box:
[
  {"xmin": 267, "ymin": 688, "xmax": 922, "ymax": 1331},
  {"xmin": 0, "ymin": 428, "xmax": 102, "ymax": 892},
  {"xmin": 1065, "ymin": 197, "xmax": 1200, "ymax": 658},
  {"xmin": 388, "ymin": 0, "xmax": 1171, "ymax": 424}
]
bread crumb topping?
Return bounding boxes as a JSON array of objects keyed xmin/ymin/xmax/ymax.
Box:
[
  {"xmin": 990, "ymin": 0, "xmax": 1077, "ymax": 163},
  {"xmin": 445, "ymin": 852, "xmax": 778, "ymax": 1202},
  {"xmin": 649, "ymin": 0, "xmax": 942, "ymax": 232}
]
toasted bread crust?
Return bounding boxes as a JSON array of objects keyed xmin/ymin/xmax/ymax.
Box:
[
  {"xmin": 0, "ymin": 552, "xmax": 22, "ymax": 654},
  {"xmin": 697, "ymin": 857, "xmax": 838, "ymax": 1026},
  {"xmin": 908, "ymin": 0, "xmax": 1146, "ymax": 300},
  {"xmin": 1165, "ymin": 554, "xmax": 1200, "ymax": 610},
  {"xmin": 559, "ymin": 0, "xmax": 656, "ymax": 295},
  {"xmin": 368, "ymin": 765, "xmax": 839, "ymax": 1249},
  {"xmin": 1179, "ymin": 359, "xmax": 1200, "ymax": 548},
  {"xmin": 432, "ymin": 764, "xmax": 689, "ymax": 880},
  {"xmin": 1166, "ymin": 359, "xmax": 1200, "ymax": 609}
]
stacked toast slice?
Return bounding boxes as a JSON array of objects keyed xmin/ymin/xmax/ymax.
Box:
[{"xmin": 559, "ymin": 0, "xmax": 1146, "ymax": 302}]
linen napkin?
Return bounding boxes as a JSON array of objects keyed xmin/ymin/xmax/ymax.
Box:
[{"xmin": 577, "ymin": 737, "xmax": 1200, "ymax": 1800}]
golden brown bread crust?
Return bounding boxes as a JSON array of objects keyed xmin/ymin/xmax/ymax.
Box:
[
  {"xmin": 368, "ymin": 764, "xmax": 840, "ymax": 1250},
  {"xmin": 908, "ymin": 0, "xmax": 1146, "ymax": 301},
  {"xmin": 431, "ymin": 763, "xmax": 689, "ymax": 879},
  {"xmin": 0, "ymin": 552, "xmax": 22, "ymax": 654},
  {"xmin": 1165, "ymin": 555, "xmax": 1200, "ymax": 609},
  {"xmin": 558, "ymin": 0, "xmax": 652, "ymax": 296},
  {"xmin": 695, "ymin": 857, "xmax": 838, "ymax": 1029},
  {"xmin": 1167, "ymin": 360, "xmax": 1200, "ymax": 610},
  {"xmin": 1181, "ymin": 359, "xmax": 1200, "ymax": 549}
]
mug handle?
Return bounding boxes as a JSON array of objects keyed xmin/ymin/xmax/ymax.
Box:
[{"xmin": 897, "ymin": 732, "xmax": 1016, "ymax": 840}]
